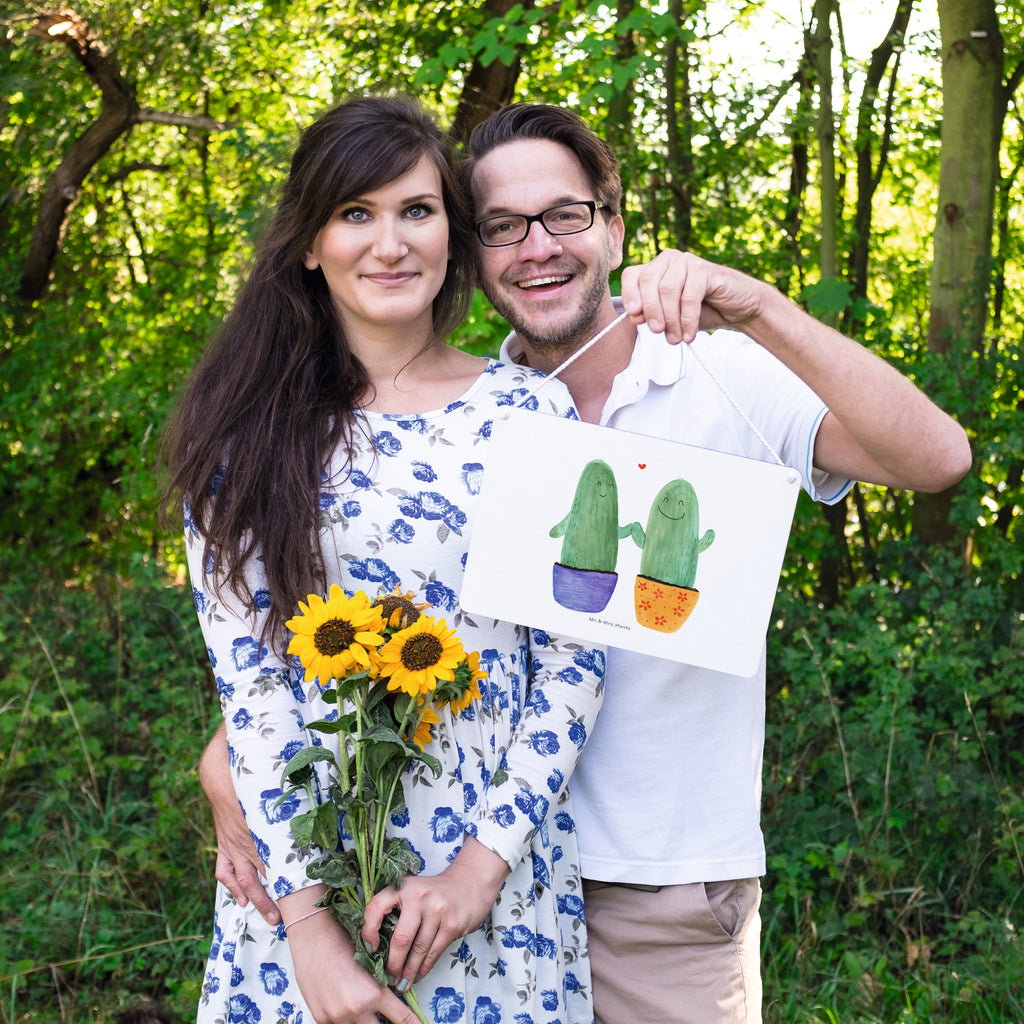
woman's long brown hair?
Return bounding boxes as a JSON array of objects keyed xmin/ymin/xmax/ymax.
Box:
[{"xmin": 161, "ymin": 96, "xmax": 474, "ymax": 650}]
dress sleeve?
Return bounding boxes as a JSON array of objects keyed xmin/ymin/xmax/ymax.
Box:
[
  {"xmin": 185, "ymin": 509, "xmax": 326, "ymax": 898},
  {"xmin": 465, "ymin": 631, "xmax": 605, "ymax": 870}
]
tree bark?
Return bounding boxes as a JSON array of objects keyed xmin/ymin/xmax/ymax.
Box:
[
  {"xmin": 18, "ymin": 9, "xmax": 236, "ymax": 301},
  {"xmin": 914, "ymin": 0, "xmax": 1003, "ymax": 546},
  {"xmin": 450, "ymin": 0, "xmax": 534, "ymax": 144}
]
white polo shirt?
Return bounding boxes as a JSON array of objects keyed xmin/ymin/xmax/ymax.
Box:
[{"xmin": 500, "ymin": 309, "xmax": 851, "ymax": 884}]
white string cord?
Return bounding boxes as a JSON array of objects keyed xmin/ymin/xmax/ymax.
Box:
[{"xmin": 516, "ymin": 312, "xmax": 786, "ymax": 467}]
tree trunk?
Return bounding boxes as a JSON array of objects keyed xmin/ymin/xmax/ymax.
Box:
[
  {"xmin": 19, "ymin": 10, "xmax": 139, "ymax": 300},
  {"xmin": 914, "ymin": 0, "xmax": 1003, "ymax": 545},
  {"xmin": 664, "ymin": 0, "xmax": 693, "ymax": 249},
  {"xmin": 450, "ymin": 0, "xmax": 535, "ymax": 144}
]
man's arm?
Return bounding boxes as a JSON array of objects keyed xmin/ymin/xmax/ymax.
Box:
[
  {"xmin": 198, "ymin": 722, "xmax": 282, "ymax": 925},
  {"xmin": 621, "ymin": 251, "xmax": 972, "ymax": 492}
]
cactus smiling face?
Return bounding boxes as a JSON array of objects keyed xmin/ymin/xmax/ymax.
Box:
[
  {"xmin": 550, "ymin": 459, "xmax": 621, "ymax": 573},
  {"xmin": 638, "ymin": 478, "xmax": 715, "ymax": 589}
]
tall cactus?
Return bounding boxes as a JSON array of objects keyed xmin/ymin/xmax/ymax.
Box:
[{"xmin": 550, "ymin": 459, "xmax": 640, "ymax": 572}]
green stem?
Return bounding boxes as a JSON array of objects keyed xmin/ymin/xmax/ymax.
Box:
[{"xmin": 401, "ymin": 985, "xmax": 430, "ymax": 1024}]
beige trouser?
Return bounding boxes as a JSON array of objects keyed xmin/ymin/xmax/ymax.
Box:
[{"xmin": 582, "ymin": 878, "xmax": 762, "ymax": 1024}]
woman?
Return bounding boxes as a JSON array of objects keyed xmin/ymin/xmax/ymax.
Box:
[{"xmin": 163, "ymin": 96, "xmax": 605, "ymax": 1024}]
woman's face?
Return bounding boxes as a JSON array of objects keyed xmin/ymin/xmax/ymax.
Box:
[{"xmin": 304, "ymin": 154, "xmax": 450, "ymax": 339}]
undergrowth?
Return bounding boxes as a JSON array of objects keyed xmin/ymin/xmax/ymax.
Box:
[{"xmin": 1, "ymin": 533, "xmax": 1020, "ymax": 1023}]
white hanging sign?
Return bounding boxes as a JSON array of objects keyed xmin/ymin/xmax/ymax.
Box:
[{"xmin": 461, "ymin": 409, "xmax": 801, "ymax": 677}]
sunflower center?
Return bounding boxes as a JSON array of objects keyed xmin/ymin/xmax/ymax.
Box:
[
  {"xmin": 314, "ymin": 618, "xmax": 357, "ymax": 655},
  {"xmin": 376, "ymin": 595, "xmax": 421, "ymax": 629},
  {"xmin": 400, "ymin": 633, "xmax": 444, "ymax": 671}
]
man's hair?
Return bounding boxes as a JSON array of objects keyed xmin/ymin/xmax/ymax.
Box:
[{"xmin": 463, "ymin": 104, "xmax": 622, "ymax": 217}]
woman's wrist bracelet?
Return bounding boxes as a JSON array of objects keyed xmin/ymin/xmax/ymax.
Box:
[{"xmin": 283, "ymin": 906, "xmax": 329, "ymax": 931}]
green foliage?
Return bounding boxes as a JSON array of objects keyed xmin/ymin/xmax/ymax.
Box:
[
  {"xmin": 0, "ymin": 553, "xmax": 216, "ymax": 1021},
  {"xmin": 762, "ymin": 539, "xmax": 1024, "ymax": 1023},
  {"xmin": 1, "ymin": 0, "xmax": 1022, "ymax": 1019}
]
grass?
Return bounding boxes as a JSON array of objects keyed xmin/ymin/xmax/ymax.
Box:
[{"xmin": 1, "ymin": 547, "xmax": 1020, "ymax": 1023}]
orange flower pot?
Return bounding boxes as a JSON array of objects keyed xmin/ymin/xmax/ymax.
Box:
[{"xmin": 634, "ymin": 575, "xmax": 700, "ymax": 633}]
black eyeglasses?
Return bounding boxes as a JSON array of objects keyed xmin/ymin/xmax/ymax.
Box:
[{"xmin": 474, "ymin": 200, "xmax": 607, "ymax": 247}]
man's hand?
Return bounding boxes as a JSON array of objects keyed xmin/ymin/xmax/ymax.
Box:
[
  {"xmin": 361, "ymin": 836, "xmax": 510, "ymax": 991},
  {"xmin": 199, "ymin": 723, "xmax": 282, "ymax": 926},
  {"xmin": 620, "ymin": 249, "xmax": 763, "ymax": 344}
]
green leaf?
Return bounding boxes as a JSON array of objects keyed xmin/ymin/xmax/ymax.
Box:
[{"xmin": 281, "ymin": 745, "xmax": 337, "ymax": 787}]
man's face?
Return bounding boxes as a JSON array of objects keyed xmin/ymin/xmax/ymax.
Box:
[{"xmin": 470, "ymin": 138, "xmax": 624, "ymax": 354}]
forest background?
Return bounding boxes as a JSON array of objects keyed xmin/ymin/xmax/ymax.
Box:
[{"xmin": 1, "ymin": 0, "xmax": 1021, "ymax": 1021}]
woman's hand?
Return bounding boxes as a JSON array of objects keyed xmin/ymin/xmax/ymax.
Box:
[
  {"xmin": 361, "ymin": 836, "xmax": 511, "ymax": 991},
  {"xmin": 281, "ymin": 892, "xmax": 422, "ymax": 1024}
]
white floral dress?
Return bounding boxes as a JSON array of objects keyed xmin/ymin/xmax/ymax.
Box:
[{"xmin": 189, "ymin": 360, "xmax": 605, "ymax": 1024}]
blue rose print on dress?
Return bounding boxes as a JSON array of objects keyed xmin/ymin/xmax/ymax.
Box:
[
  {"xmin": 342, "ymin": 499, "xmax": 362, "ymax": 517},
  {"xmin": 395, "ymin": 414, "xmax": 430, "ymax": 434},
  {"xmin": 424, "ymin": 579, "xmax": 458, "ymax": 611},
  {"xmin": 531, "ymin": 852, "xmax": 551, "ymax": 889},
  {"xmin": 259, "ymin": 788, "xmax": 299, "ymax": 824},
  {"xmin": 253, "ymin": 589, "xmax": 272, "ymax": 611},
  {"xmin": 557, "ymin": 893, "xmax": 585, "ymax": 923},
  {"xmin": 375, "ymin": 431, "xmax": 403, "ymax": 456},
  {"xmin": 389, "ymin": 519, "xmax": 416, "ymax": 544},
  {"xmin": 501, "ymin": 924, "xmax": 535, "ymax": 952},
  {"xmin": 279, "ymin": 739, "xmax": 304, "ymax": 762},
  {"xmin": 472, "ymin": 996, "xmax": 502, "ymax": 1024},
  {"xmin": 259, "ymin": 963, "xmax": 289, "ymax": 996},
  {"xmin": 515, "ymin": 790, "xmax": 549, "ymax": 825},
  {"xmin": 348, "ymin": 468, "xmax": 374, "ymax": 489},
  {"xmin": 194, "ymin": 587, "xmax": 208, "ymax": 614},
  {"xmin": 231, "ymin": 636, "xmax": 265, "ymax": 672},
  {"xmin": 526, "ymin": 690, "xmax": 551, "ymax": 715},
  {"xmin": 230, "ymin": 964, "xmax": 244, "ymax": 986},
  {"xmin": 541, "ymin": 988, "xmax": 559, "ymax": 1011},
  {"xmin": 528, "ymin": 730, "xmax": 561, "ymax": 757},
  {"xmin": 431, "ymin": 987, "xmax": 466, "ymax": 1023},
  {"xmin": 227, "ymin": 993, "xmax": 261, "ymax": 1023},
  {"xmin": 412, "ymin": 461, "xmax": 437, "ymax": 482},
  {"xmin": 554, "ymin": 811, "xmax": 574, "ymax": 833},
  {"xmin": 232, "ymin": 708, "xmax": 251, "ymax": 730},
  {"xmin": 545, "ymin": 768, "xmax": 564, "ymax": 794},
  {"xmin": 272, "ymin": 877, "xmax": 293, "ymax": 897},
  {"xmin": 492, "ymin": 804, "xmax": 516, "ymax": 828},
  {"xmin": 347, "ymin": 556, "xmax": 400, "ymax": 591},
  {"xmin": 460, "ymin": 463, "xmax": 484, "ymax": 495},
  {"xmin": 430, "ymin": 807, "xmax": 463, "ymax": 844},
  {"xmin": 319, "ymin": 493, "xmax": 336, "ymax": 510},
  {"xmin": 568, "ymin": 721, "xmax": 587, "ymax": 750}
]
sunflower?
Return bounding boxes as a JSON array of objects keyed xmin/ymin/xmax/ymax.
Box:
[
  {"xmin": 372, "ymin": 585, "xmax": 429, "ymax": 630},
  {"xmin": 408, "ymin": 701, "xmax": 441, "ymax": 749},
  {"xmin": 448, "ymin": 650, "xmax": 486, "ymax": 716},
  {"xmin": 377, "ymin": 615, "xmax": 465, "ymax": 697},
  {"xmin": 285, "ymin": 584, "xmax": 386, "ymax": 683}
]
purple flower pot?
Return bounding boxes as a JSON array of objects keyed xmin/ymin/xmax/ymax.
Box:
[{"xmin": 552, "ymin": 563, "xmax": 619, "ymax": 613}]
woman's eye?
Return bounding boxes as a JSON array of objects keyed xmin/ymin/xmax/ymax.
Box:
[
  {"xmin": 340, "ymin": 207, "xmax": 369, "ymax": 223},
  {"xmin": 407, "ymin": 203, "xmax": 434, "ymax": 219}
]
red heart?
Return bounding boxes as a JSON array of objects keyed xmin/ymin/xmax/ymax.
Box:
[{"xmin": 638, "ymin": 463, "xmax": 647, "ymax": 469}]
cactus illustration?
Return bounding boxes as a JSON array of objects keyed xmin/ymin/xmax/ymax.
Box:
[
  {"xmin": 550, "ymin": 459, "xmax": 641, "ymax": 572},
  {"xmin": 635, "ymin": 478, "xmax": 715, "ymax": 588}
]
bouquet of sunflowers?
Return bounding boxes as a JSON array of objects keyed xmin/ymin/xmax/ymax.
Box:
[{"xmin": 279, "ymin": 583, "xmax": 485, "ymax": 1019}]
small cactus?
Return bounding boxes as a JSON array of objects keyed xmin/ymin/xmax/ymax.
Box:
[{"xmin": 635, "ymin": 478, "xmax": 715, "ymax": 589}]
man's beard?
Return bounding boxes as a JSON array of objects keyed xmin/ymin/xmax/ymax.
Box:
[{"xmin": 481, "ymin": 260, "xmax": 611, "ymax": 356}]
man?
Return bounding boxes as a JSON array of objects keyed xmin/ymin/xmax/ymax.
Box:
[{"xmin": 202, "ymin": 104, "xmax": 970, "ymax": 1023}]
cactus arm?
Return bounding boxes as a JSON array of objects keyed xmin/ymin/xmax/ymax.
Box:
[
  {"xmin": 698, "ymin": 529, "xmax": 715, "ymax": 552},
  {"xmin": 618, "ymin": 521, "xmax": 643, "ymax": 541},
  {"xmin": 549, "ymin": 514, "xmax": 569, "ymax": 539}
]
